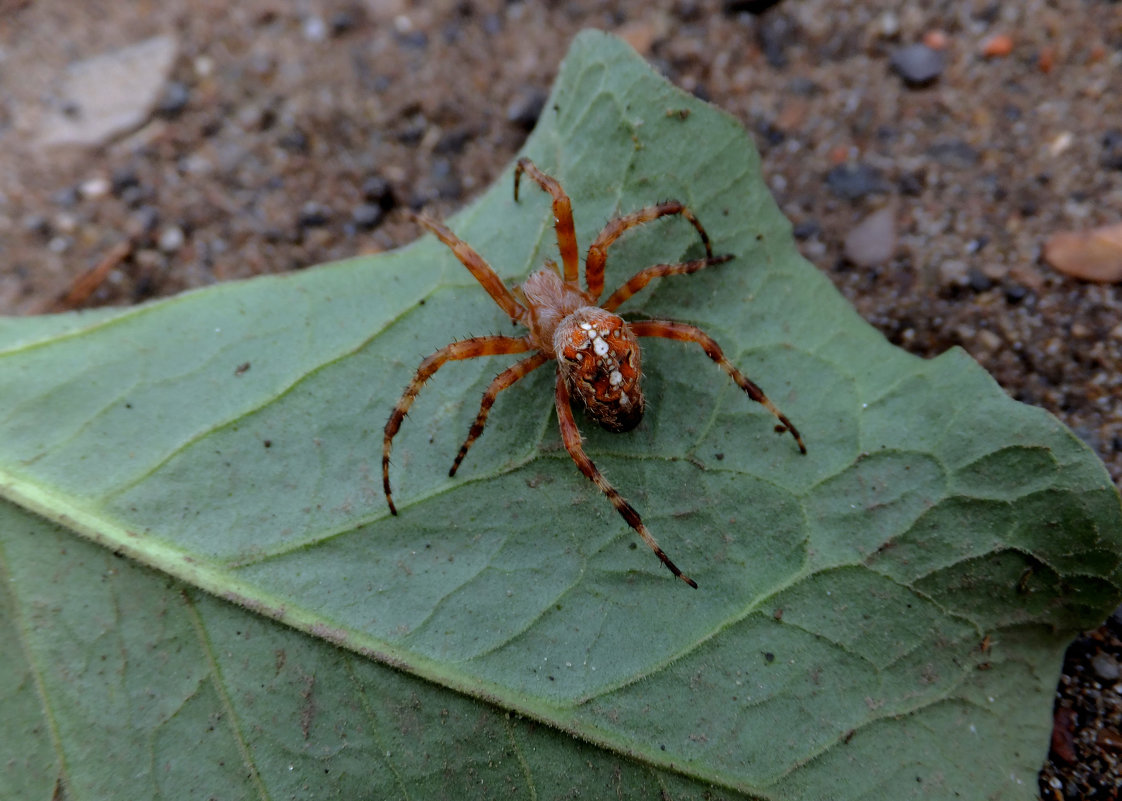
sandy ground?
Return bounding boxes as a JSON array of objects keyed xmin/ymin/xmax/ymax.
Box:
[{"xmin": 1, "ymin": 1, "xmax": 1120, "ymax": 796}]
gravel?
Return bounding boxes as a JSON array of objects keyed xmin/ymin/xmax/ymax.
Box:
[{"xmin": 1, "ymin": 0, "xmax": 1120, "ymax": 794}]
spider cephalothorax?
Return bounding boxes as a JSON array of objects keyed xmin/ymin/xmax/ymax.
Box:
[{"xmin": 383, "ymin": 158, "xmax": 805, "ymax": 587}]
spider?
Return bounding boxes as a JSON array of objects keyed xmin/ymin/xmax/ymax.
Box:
[{"xmin": 383, "ymin": 158, "xmax": 805, "ymax": 588}]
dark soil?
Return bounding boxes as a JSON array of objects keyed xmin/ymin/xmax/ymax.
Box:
[{"xmin": 1, "ymin": 1, "xmax": 1120, "ymax": 797}]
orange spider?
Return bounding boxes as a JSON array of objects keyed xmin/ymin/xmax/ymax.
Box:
[{"xmin": 383, "ymin": 158, "xmax": 805, "ymax": 587}]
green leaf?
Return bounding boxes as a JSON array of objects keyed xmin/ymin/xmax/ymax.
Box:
[
  {"xmin": 2, "ymin": 30, "xmax": 1120, "ymax": 800},
  {"xmin": 1, "ymin": 505, "xmax": 725, "ymax": 799}
]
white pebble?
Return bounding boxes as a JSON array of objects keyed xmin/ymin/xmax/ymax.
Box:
[{"xmin": 158, "ymin": 225, "xmax": 185, "ymax": 252}]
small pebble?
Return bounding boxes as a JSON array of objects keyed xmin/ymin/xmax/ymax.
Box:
[
  {"xmin": 481, "ymin": 13, "xmax": 502, "ymax": 35},
  {"xmin": 1044, "ymin": 222, "xmax": 1122, "ymax": 283},
  {"xmin": 22, "ymin": 214, "xmax": 51, "ymax": 237},
  {"xmin": 120, "ymin": 184, "xmax": 151, "ymax": 207},
  {"xmin": 921, "ymin": 30, "xmax": 949, "ymax": 51},
  {"xmin": 980, "ymin": 33, "xmax": 1014, "ymax": 58},
  {"xmin": 938, "ymin": 259, "xmax": 970, "ymax": 287},
  {"xmin": 787, "ymin": 76, "xmax": 818, "ymax": 96},
  {"xmin": 1093, "ymin": 652, "xmax": 1122, "ymax": 681},
  {"xmin": 396, "ymin": 115, "xmax": 427, "ymax": 145},
  {"xmin": 157, "ymin": 81, "xmax": 191, "ymax": 116},
  {"xmin": 53, "ymin": 211, "xmax": 77, "ymax": 234},
  {"xmin": 179, "ymin": 153, "xmax": 213, "ymax": 175},
  {"xmin": 825, "ymin": 163, "xmax": 886, "ymax": 200},
  {"xmin": 1038, "ymin": 46, "xmax": 1056, "ymax": 74},
  {"xmin": 330, "ymin": 10, "xmax": 359, "ymax": 36},
  {"xmin": 396, "ymin": 30, "xmax": 428, "ymax": 49},
  {"xmin": 51, "ymin": 186, "xmax": 80, "ymax": 207},
  {"xmin": 429, "ymin": 158, "xmax": 463, "ymax": 201},
  {"xmin": 1003, "ymin": 281, "xmax": 1029, "ymax": 304},
  {"xmin": 756, "ymin": 12, "xmax": 797, "ymax": 69},
  {"xmin": 1049, "ymin": 132, "xmax": 1074, "ymax": 157},
  {"xmin": 792, "ymin": 219, "xmax": 821, "ymax": 240},
  {"xmin": 890, "ymin": 43, "xmax": 945, "ymax": 87},
  {"xmin": 126, "ymin": 206, "xmax": 160, "ymax": 238},
  {"xmin": 362, "ymin": 176, "xmax": 396, "ymax": 209},
  {"xmin": 111, "ymin": 167, "xmax": 140, "ymax": 196},
  {"xmin": 158, "ymin": 225, "xmax": 185, "ymax": 252},
  {"xmin": 134, "ymin": 248, "xmax": 166, "ymax": 276},
  {"xmin": 278, "ymin": 128, "xmax": 310, "ymax": 154},
  {"xmin": 193, "ymin": 56, "xmax": 214, "ymax": 78},
  {"xmin": 967, "ymin": 267, "xmax": 993, "ymax": 292},
  {"xmin": 247, "ymin": 51, "xmax": 276, "ymax": 78},
  {"xmin": 352, "ymin": 203, "xmax": 385, "ymax": 231},
  {"xmin": 303, "ymin": 15, "xmax": 328, "ymax": 42},
  {"xmin": 1101, "ymin": 129, "xmax": 1122, "ymax": 171},
  {"xmin": 844, "ymin": 205, "xmax": 896, "ymax": 267},
  {"xmin": 876, "ymin": 11, "xmax": 899, "ymax": 38},
  {"xmin": 80, "ymin": 177, "xmax": 111, "ymax": 199},
  {"xmin": 237, "ymin": 105, "xmax": 267, "ymax": 131},
  {"xmin": 898, "ymin": 172, "xmax": 924, "ymax": 196},
  {"xmin": 435, "ymin": 127, "xmax": 472, "ymax": 155},
  {"xmin": 617, "ymin": 20, "xmax": 658, "ymax": 56},
  {"xmin": 975, "ymin": 328, "xmax": 1002, "ymax": 352},
  {"xmin": 299, "ymin": 202, "xmax": 331, "ymax": 228},
  {"xmin": 506, "ymin": 87, "xmax": 548, "ymax": 130},
  {"xmin": 927, "ymin": 139, "xmax": 979, "ymax": 166}
]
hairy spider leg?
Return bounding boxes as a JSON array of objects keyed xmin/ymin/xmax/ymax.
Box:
[
  {"xmin": 584, "ymin": 201, "xmax": 716, "ymax": 302},
  {"xmin": 513, "ymin": 158, "xmax": 580, "ymax": 284},
  {"xmin": 383, "ymin": 335, "xmax": 534, "ymax": 514},
  {"xmin": 555, "ymin": 373, "xmax": 698, "ymax": 588},
  {"xmin": 601, "ymin": 254, "xmax": 734, "ymax": 312},
  {"xmin": 449, "ymin": 351, "xmax": 551, "ymax": 477},
  {"xmin": 628, "ymin": 320, "xmax": 806, "ymax": 454},
  {"xmin": 413, "ymin": 214, "xmax": 527, "ymax": 323}
]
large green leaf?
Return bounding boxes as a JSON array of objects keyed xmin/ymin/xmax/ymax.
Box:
[{"xmin": 2, "ymin": 31, "xmax": 1120, "ymax": 800}]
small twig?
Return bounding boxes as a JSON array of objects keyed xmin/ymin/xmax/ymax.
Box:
[{"xmin": 43, "ymin": 240, "xmax": 133, "ymax": 312}]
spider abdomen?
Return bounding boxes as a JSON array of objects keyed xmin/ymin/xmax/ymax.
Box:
[{"xmin": 554, "ymin": 307, "xmax": 645, "ymax": 432}]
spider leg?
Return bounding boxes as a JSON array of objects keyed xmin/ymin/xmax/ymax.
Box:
[
  {"xmin": 413, "ymin": 213, "xmax": 528, "ymax": 323},
  {"xmin": 513, "ymin": 158, "xmax": 580, "ymax": 284},
  {"xmin": 449, "ymin": 351, "xmax": 550, "ymax": 477},
  {"xmin": 555, "ymin": 374, "xmax": 698, "ymax": 588},
  {"xmin": 383, "ymin": 335, "xmax": 534, "ymax": 514},
  {"xmin": 601, "ymin": 254, "xmax": 734, "ymax": 312},
  {"xmin": 584, "ymin": 201, "xmax": 716, "ymax": 303},
  {"xmin": 628, "ymin": 320, "xmax": 807, "ymax": 454}
]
